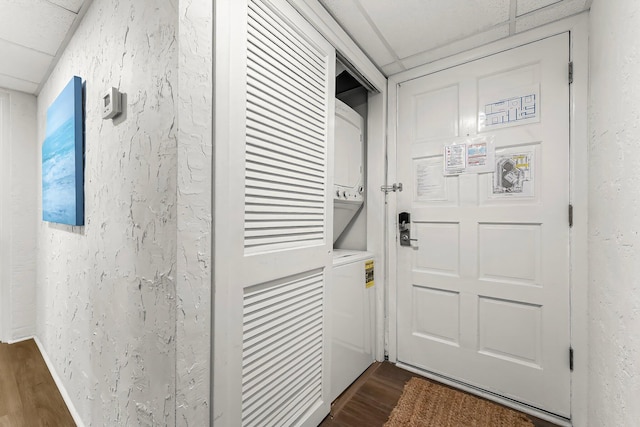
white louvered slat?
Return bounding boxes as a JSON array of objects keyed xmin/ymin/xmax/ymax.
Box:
[
  {"xmin": 247, "ymin": 78, "xmax": 323, "ymax": 132},
  {"xmin": 247, "ymin": 77, "xmax": 324, "ymax": 132},
  {"xmin": 246, "ymin": 132, "xmax": 323, "ymax": 168},
  {"xmin": 246, "ymin": 143, "xmax": 324, "ymax": 173},
  {"xmin": 247, "ymin": 10, "xmax": 325, "ymax": 87},
  {"xmin": 245, "ymin": 201, "xmax": 322, "ymax": 212},
  {"xmin": 246, "ymin": 163, "xmax": 323, "ymax": 186},
  {"xmin": 245, "ymin": 188, "xmax": 323, "ymax": 204},
  {"xmin": 246, "ymin": 108, "xmax": 324, "ymax": 152},
  {"xmin": 248, "ymin": 0, "xmax": 324, "ymax": 72},
  {"xmin": 246, "ymin": 36, "xmax": 324, "ymax": 113},
  {"xmin": 247, "ymin": 103, "xmax": 325, "ymax": 145},
  {"xmin": 244, "ymin": 0, "xmax": 329, "ymax": 255},
  {"xmin": 242, "ymin": 271, "xmax": 324, "ymax": 427}
]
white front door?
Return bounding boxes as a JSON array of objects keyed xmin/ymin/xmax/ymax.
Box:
[
  {"xmin": 214, "ymin": 0, "xmax": 335, "ymax": 425},
  {"xmin": 395, "ymin": 33, "xmax": 571, "ymax": 416}
]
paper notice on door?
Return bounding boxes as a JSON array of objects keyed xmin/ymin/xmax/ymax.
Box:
[
  {"xmin": 479, "ymin": 83, "xmax": 540, "ymax": 131},
  {"xmin": 466, "ymin": 137, "xmax": 495, "ymax": 174},
  {"xmin": 415, "ymin": 157, "xmax": 446, "ymax": 201},
  {"xmin": 492, "ymin": 150, "xmax": 535, "ymax": 197},
  {"xmin": 443, "ymin": 143, "xmax": 466, "ymax": 175}
]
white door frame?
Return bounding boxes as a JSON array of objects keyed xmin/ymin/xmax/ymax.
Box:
[
  {"xmin": 0, "ymin": 91, "xmax": 9, "ymax": 343},
  {"xmin": 386, "ymin": 12, "xmax": 589, "ymax": 427}
]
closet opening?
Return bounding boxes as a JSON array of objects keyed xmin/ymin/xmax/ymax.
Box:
[{"xmin": 329, "ymin": 60, "xmax": 376, "ymax": 402}]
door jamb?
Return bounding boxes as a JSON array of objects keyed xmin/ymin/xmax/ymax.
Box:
[
  {"xmin": 0, "ymin": 91, "xmax": 9, "ymax": 343},
  {"xmin": 386, "ymin": 12, "xmax": 589, "ymax": 427}
]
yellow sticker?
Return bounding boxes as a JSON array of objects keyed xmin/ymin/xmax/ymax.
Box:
[{"xmin": 365, "ymin": 260, "xmax": 374, "ymax": 288}]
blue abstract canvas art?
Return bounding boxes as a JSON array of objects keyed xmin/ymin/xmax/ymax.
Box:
[{"xmin": 42, "ymin": 76, "xmax": 84, "ymax": 226}]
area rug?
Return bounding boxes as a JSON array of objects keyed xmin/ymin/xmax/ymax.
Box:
[{"xmin": 384, "ymin": 377, "xmax": 534, "ymax": 427}]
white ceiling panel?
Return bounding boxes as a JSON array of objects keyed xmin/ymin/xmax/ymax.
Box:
[
  {"xmin": 320, "ymin": 0, "xmax": 591, "ymax": 77},
  {"xmin": 0, "ymin": 38, "xmax": 52, "ymax": 84},
  {"xmin": 517, "ymin": 0, "xmax": 562, "ymax": 16},
  {"xmin": 0, "ymin": 0, "xmax": 89, "ymax": 94},
  {"xmin": 0, "ymin": 0, "xmax": 76, "ymax": 55},
  {"xmin": 0, "ymin": 73, "xmax": 39, "ymax": 94},
  {"xmin": 516, "ymin": 0, "xmax": 590, "ymax": 33},
  {"xmin": 400, "ymin": 24, "xmax": 511, "ymax": 71},
  {"xmin": 361, "ymin": 0, "xmax": 511, "ymax": 60},
  {"xmin": 320, "ymin": 0, "xmax": 396, "ymax": 67},
  {"xmin": 47, "ymin": 0, "xmax": 85, "ymax": 13}
]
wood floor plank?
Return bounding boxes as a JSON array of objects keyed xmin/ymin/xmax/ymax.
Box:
[
  {"xmin": 0, "ymin": 412, "xmax": 26, "ymax": 427},
  {"xmin": 0, "ymin": 344, "xmax": 24, "ymax": 417},
  {"xmin": 0, "ymin": 340, "xmax": 75, "ymax": 427}
]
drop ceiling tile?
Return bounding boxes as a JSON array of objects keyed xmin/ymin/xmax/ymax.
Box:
[
  {"xmin": 0, "ymin": 0, "xmax": 76, "ymax": 55},
  {"xmin": 47, "ymin": 0, "xmax": 85, "ymax": 13},
  {"xmin": 0, "ymin": 74, "xmax": 39, "ymax": 94},
  {"xmin": 0, "ymin": 39, "xmax": 52, "ymax": 84},
  {"xmin": 517, "ymin": 0, "xmax": 562, "ymax": 16},
  {"xmin": 360, "ymin": 0, "xmax": 511, "ymax": 61},
  {"xmin": 516, "ymin": 0, "xmax": 589, "ymax": 32},
  {"xmin": 320, "ymin": 0, "xmax": 396, "ymax": 67},
  {"xmin": 400, "ymin": 24, "xmax": 510, "ymax": 72}
]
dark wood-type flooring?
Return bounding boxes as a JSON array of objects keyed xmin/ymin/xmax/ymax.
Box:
[
  {"xmin": 0, "ymin": 340, "xmax": 560, "ymax": 427},
  {"xmin": 320, "ymin": 362, "xmax": 560, "ymax": 427},
  {"xmin": 0, "ymin": 339, "xmax": 75, "ymax": 427}
]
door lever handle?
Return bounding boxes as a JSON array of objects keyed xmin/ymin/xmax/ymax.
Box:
[
  {"xmin": 400, "ymin": 230, "xmax": 418, "ymax": 247},
  {"xmin": 400, "ymin": 233, "xmax": 418, "ymax": 246}
]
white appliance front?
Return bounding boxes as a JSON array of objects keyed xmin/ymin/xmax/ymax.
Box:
[
  {"xmin": 330, "ymin": 250, "xmax": 375, "ymax": 402},
  {"xmin": 333, "ymin": 99, "xmax": 365, "ymax": 243}
]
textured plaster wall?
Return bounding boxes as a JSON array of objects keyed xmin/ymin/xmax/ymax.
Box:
[
  {"xmin": 589, "ymin": 1, "xmax": 640, "ymax": 425},
  {"xmin": 36, "ymin": 0, "xmax": 178, "ymax": 424},
  {"xmin": 176, "ymin": 0, "xmax": 212, "ymax": 425},
  {"xmin": 0, "ymin": 89, "xmax": 37, "ymax": 341}
]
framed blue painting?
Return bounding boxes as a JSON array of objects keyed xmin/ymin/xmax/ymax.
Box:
[{"xmin": 42, "ymin": 76, "xmax": 84, "ymax": 226}]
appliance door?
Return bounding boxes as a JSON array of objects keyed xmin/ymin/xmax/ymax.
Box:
[{"xmin": 330, "ymin": 257, "xmax": 375, "ymax": 401}]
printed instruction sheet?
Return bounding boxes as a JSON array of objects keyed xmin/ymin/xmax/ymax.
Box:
[{"xmin": 415, "ymin": 157, "xmax": 446, "ymax": 201}]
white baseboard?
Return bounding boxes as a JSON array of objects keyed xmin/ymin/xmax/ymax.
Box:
[
  {"xmin": 33, "ymin": 336, "xmax": 85, "ymax": 427},
  {"xmin": 6, "ymin": 335, "xmax": 35, "ymax": 344}
]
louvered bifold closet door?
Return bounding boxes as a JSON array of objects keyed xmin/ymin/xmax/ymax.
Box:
[
  {"xmin": 244, "ymin": 0, "xmax": 328, "ymax": 254},
  {"xmin": 216, "ymin": 0, "xmax": 337, "ymax": 425}
]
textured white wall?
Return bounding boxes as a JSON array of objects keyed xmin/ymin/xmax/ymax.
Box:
[
  {"xmin": 176, "ymin": 0, "xmax": 212, "ymax": 425},
  {"xmin": 0, "ymin": 89, "xmax": 37, "ymax": 342},
  {"xmin": 36, "ymin": 0, "xmax": 178, "ymax": 424},
  {"xmin": 589, "ymin": 1, "xmax": 640, "ymax": 425}
]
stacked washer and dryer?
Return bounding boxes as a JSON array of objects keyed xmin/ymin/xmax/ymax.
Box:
[{"xmin": 329, "ymin": 99, "xmax": 376, "ymax": 402}]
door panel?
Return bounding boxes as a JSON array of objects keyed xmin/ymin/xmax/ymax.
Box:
[
  {"xmin": 214, "ymin": 0, "xmax": 335, "ymax": 425},
  {"xmin": 396, "ymin": 33, "xmax": 570, "ymax": 416}
]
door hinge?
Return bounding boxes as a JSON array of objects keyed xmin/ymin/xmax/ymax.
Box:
[
  {"xmin": 568, "ymin": 61, "xmax": 574, "ymax": 84},
  {"xmin": 569, "ymin": 204, "xmax": 574, "ymax": 228},
  {"xmin": 381, "ymin": 183, "xmax": 403, "ymax": 193},
  {"xmin": 570, "ymin": 347, "xmax": 574, "ymax": 371}
]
